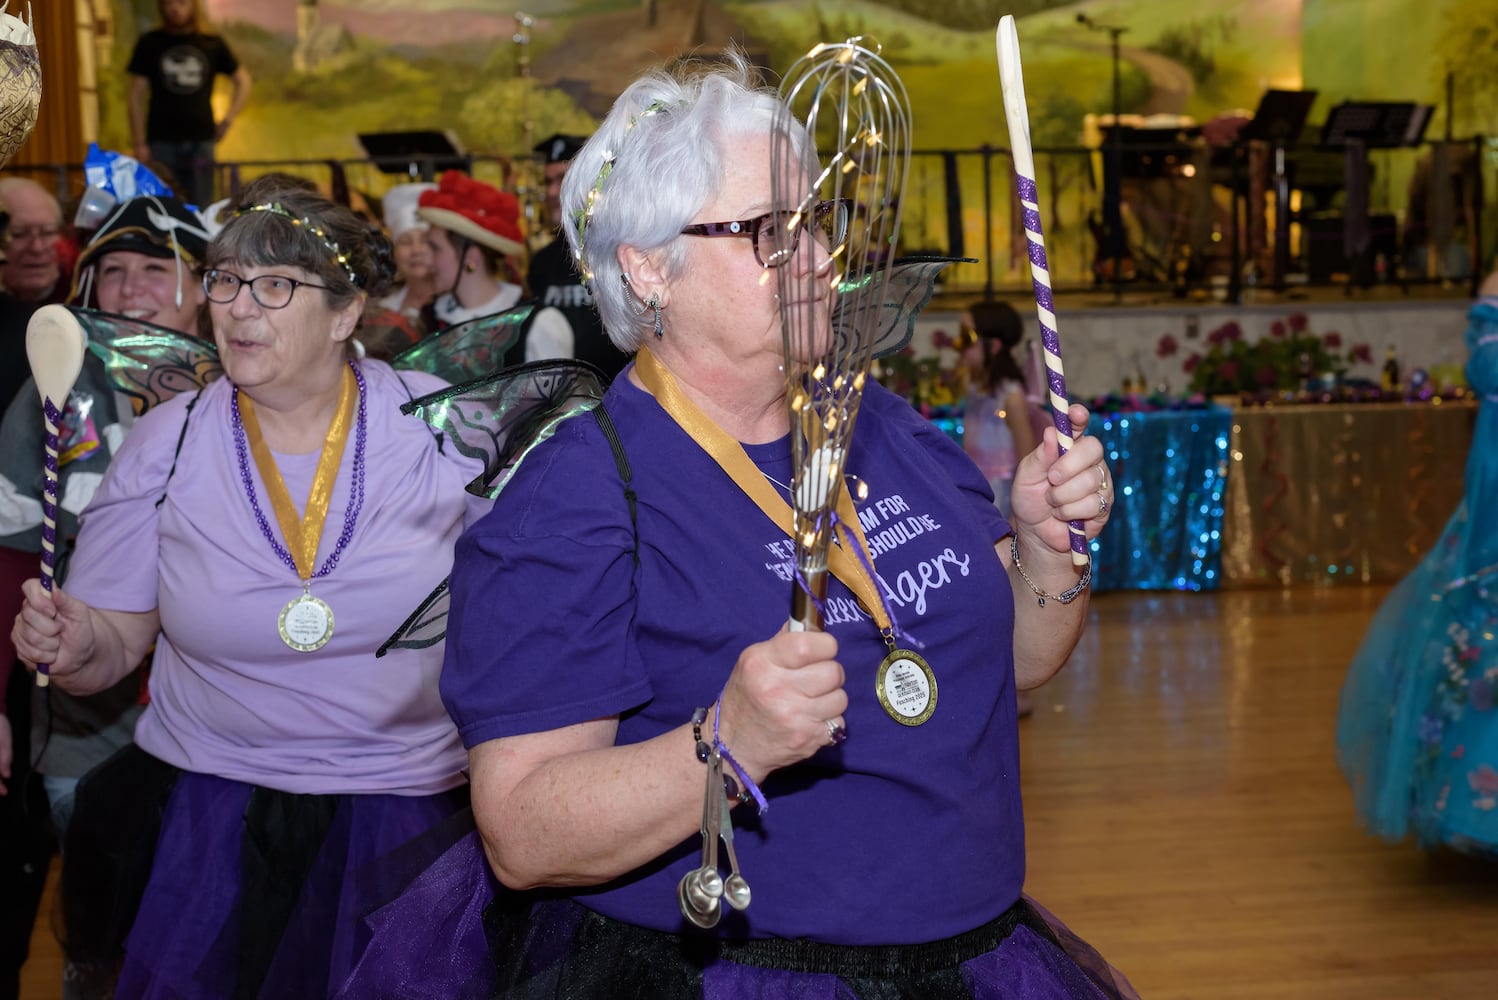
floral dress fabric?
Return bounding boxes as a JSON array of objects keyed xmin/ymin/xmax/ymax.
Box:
[{"xmin": 1337, "ymin": 298, "xmax": 1498, "ymax": 855}]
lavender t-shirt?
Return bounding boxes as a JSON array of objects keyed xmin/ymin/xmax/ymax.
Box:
[
  {"xmin": 67, "ymin": 362, "xmax": 480, "ymax": 796},
  {"xmin": 443, "ymin": 374, "xmax": 1022, "ymax": 944}
]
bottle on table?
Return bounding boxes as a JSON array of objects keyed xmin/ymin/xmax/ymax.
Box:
[{"xmin": 1381, "ymin": 346, "xmax": 1401, "ymax": 393}]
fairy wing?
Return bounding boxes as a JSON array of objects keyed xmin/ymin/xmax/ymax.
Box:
[
  {"xmin": 378, "ymin": 359, "xmax": 608, "ymax": 655},
  {"xmin": 71, "ymin": 307, "xmax": 224, "ymax": 414},
  {"xmin": 831, "ymin": 255, "xmax": 974, "ymax": 360},
  {"xmin": 388, "ymin": 305, "xmax": 532, "ymax": 384}
]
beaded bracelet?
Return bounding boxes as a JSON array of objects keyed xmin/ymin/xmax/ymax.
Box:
[
  {"xmin": 1009, "ymin": 533, "xmax": 1092, "ymax": 607},
  {"xmin": 691, "ymin": 706, "xmax": 744, "ymax": 804}
]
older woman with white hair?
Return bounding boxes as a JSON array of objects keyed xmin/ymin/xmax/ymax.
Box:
[{"xmin": 435, "ymin": 53, "xmax": 1132, "ymax": 998}]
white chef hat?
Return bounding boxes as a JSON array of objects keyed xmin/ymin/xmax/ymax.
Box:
[{"xmin": 382, "ymin": 182, "xmax": 436, "ymax": 240}]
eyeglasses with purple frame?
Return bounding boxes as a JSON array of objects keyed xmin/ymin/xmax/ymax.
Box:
[{"xmin": 679, "ymin": 198, "xmax": 851, "ymax": 269}]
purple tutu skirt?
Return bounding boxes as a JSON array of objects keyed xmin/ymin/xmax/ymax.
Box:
[
  {"xmin": 106, "ymin": 768, "xmax": 470, "ymax": 999},
  {"xmin": 340, "ymin": 829, "xmax": 1139, "ymax": 1000}
]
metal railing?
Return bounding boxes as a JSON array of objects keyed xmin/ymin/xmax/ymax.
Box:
[{"xmin": 10, "ymin": 137, "xmax": 1493, "ymax": 302}]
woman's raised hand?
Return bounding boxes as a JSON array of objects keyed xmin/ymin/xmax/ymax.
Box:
[
  {"xmin": 714, "ymin": 628, "xmax": 847, "ymax": 783},
  {"xmin": 12, "ymin": 579, "xmax": 96, "ymax": 685},
  {"xmin": 1008, "ymin": 402, "xmax": 1112, "ymax": 558}
]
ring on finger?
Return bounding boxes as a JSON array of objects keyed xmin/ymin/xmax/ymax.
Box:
[
  {"xmin": 1096, "ymin": 463, "xmax": 1108, "ymax": 491},
  {"xmin": 1097, "ymin": 491, "xmax": 1109, "ymax": 517},
  {"xmin": 825, "ymin": 718, "xmax": 848, "ymax": 746}
]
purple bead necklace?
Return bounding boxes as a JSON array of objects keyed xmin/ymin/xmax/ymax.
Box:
[{"xmin": 230, "ymin": 360, "xmax": 368, "ymax": 581}]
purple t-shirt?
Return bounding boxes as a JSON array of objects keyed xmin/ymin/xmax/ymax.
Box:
[
  {"xmin": 67, "ymin": 362, "xmax": 481, "ymax": 796},
  {"xmin": 442, "ymin": 373, "xmax": 1022, "ymax": 944}
]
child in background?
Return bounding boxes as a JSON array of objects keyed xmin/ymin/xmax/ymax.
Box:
[
  {"xmin": 961, "ymin": 300, "xmax": 1043, "ymax": 719},
  {"xmin": 961, "ymin": 299, "xmax": 1039, "ymax": 518}
]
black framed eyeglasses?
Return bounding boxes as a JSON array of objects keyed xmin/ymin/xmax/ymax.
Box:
[
  {"xmin": 201, "ymin": 268, "xmax": 334, "ymax": 310},
  {"xmin": 680, "ymin": 198, "xmax": 851, "ymax": 269}
]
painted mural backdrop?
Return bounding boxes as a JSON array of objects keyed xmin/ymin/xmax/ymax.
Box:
[{"xmin": 98, "ymin": 0, "xmax": 1496, "ymax": 285}]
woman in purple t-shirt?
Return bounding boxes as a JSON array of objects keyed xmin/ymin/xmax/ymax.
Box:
[
  {"xmin": 12, "ymin": 178, "xmax": 478, "ymax": 997},
  {"xmin": 434, "ymin": 53, "xmax": 1133, "ymax": 999}
]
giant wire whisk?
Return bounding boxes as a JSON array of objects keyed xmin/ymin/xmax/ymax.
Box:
[{"xmin": 772, "ymin": 38, "xmax": 912, "ymax": 631}]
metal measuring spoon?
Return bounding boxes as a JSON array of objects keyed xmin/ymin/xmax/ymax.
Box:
[
  {"xmin": 699, "ymin": 754, "xmax": 725, "ymax": 895},
  {"xmin": 718, "ymin": 796, "xmax": 751, "ymax": 911},
  {"xmin": 678, "ymin": 752, "xmax": 724, "ymax": 926}
]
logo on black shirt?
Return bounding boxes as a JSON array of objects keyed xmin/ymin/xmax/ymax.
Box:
[{"xmin": 161, "ymin": 46, "xmax": 210, "ymax": 95}]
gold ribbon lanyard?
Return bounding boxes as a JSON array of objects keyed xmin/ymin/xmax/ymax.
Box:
[
  {"xmin": 238, "ymin": 366, "xmax": 356, "ymax": 652},
  {"xmin": 634, "ymin": 347, "xmax": 937, "ymax": 726}
]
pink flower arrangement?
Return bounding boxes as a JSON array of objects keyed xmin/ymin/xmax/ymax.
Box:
[
  {"xmin": 1156, "ymin": 334, "xmax": 1178, "ymax": 358},
  {"xmin": 1206, "ymin": 321, "xmax": 1243, "ymax": 346},
  {"xmin": 1187, "ymin": 316, "xmax": 1370, "ymax": 395}
]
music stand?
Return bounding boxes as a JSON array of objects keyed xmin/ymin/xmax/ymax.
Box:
[
  {"xmin": 1236, "ymin": 90, "xmax": 1317, "ymax": 291},
  {"xmin": 1319, "ymin": 101, "xmax": 1434, "ymax": 149},
  {"xmin": 356, "ymin": 130, "xmax": 468, "ymax": 180},
  {"xmin": 1241, "ymin": 89, "xmax": 1319, "ymax": 146},
  {"xmin": 1316, "ymin": 102, "xmax": 1433, "ymax": 285}
]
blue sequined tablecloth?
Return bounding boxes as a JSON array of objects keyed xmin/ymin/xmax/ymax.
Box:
[
  {"xmin": 928, "ymin": 405, "xmax": 1232, "ymax": 591},
  {"xmin": 1090, "ymin": 407, "xmax": 1232, "ymax": 591}
]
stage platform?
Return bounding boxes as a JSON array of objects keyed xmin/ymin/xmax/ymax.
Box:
[{"xmin": 919, "ymin": 285, "xmax": 1475, "ymax": 399}]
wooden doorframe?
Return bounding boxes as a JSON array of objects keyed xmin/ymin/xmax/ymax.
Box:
[{"xmin": 8, "ymin": 1, "xmax": 87, "ymax": 195}]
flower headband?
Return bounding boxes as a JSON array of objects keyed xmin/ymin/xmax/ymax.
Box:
[
  {"xmin": 571, "ymin": 99, "xmax": 672, "ymax": 288},
  {"xmin": 234, "ymin": 202, "xmax": 361, "ymax": 286}
]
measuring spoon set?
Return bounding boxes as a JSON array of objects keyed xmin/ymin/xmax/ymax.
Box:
[{"xmin": 677, "ymin": 750, "xmax": 752, "ymax": 927}]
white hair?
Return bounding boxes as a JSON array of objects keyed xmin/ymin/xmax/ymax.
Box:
[{"xmin": 560, "ymin": 50, "xmax": 816, "ymax": 353}]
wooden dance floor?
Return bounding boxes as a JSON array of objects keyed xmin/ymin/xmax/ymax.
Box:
[
  {"xmin": 20, "ymin": 587, "xmax": 1498, "ymax": 998},
  {"xmin": 1021, "ymin": 586, "xmax": 1498, "ymax": 1000}
]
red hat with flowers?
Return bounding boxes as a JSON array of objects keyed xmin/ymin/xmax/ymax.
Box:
[{"xmin": 416, "ymin": 171, "xmax": 525, "ymax": 257}]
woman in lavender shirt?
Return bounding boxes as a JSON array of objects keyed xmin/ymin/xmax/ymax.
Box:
[
  {"xmin": 11, "ymin": 177, "xmax": 481, "ymax": 998},
  {"xmin": 438, "ymin": 54, "xmax": 1133, "ymax": 999}
]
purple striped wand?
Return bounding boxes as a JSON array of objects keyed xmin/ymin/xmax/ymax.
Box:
[
  {"xmin": 25, "ymin": 305, "xmax": 87, "ymax": 687},
  {"xmin": 996, "ymin": 15, "xmax": 1088, "ymax": 565}
]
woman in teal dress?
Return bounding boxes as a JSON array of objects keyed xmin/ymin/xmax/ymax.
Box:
[{"xmin": 1337, "ymin": 267, "xmax": 1498, "ymax": 856}]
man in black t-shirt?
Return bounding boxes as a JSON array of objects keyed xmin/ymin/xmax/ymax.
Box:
[
  {"xmin": 524, "ymin": 133, "xmax": 630, "ymax": 380},
  {"xmin": 126, "ymin": 0, "xmax": 251, "ymax": 205}
]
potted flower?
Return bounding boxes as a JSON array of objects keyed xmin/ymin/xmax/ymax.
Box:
[{"xmin": 1177, "ymin": 314, "xmax": 1371, "ymax": 400}]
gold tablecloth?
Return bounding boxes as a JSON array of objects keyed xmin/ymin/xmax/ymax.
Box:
[{"xmin": 1223, "ymin": 401, "xmax": 1478, "ymax": 587}]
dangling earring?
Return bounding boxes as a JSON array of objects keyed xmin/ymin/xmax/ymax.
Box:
[
  {"xmin": 648, "ymin": 294, "xmax": 664, "ymax": 338},
  {"xmin": 623, "ymin": 273, "xmax": 664, "ymax": 337}
]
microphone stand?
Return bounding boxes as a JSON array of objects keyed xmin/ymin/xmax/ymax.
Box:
[{"xmin": 1078, "ymin": 14, "xmax": 1127, "ymax": 301}]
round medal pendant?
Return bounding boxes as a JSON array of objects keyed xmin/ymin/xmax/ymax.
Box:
[
  {"xmin": 279, "ymin": 592, "xmax": 334, "ymax": 652},
  {"xmin": 875, "ymin": 649, "xmax": 937, "ymax": 726}
]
